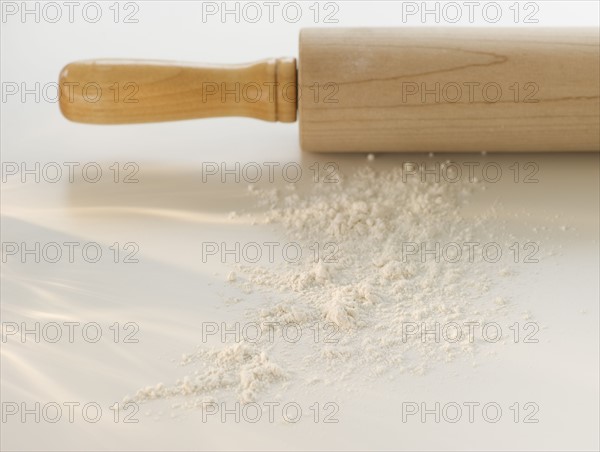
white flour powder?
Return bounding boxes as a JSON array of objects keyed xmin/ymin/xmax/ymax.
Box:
[{"xmin": 129, "ymin": 163, "xmax": 534, "ymax": 408}]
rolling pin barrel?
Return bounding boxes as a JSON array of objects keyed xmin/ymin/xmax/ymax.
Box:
[{"xmin": 298, "ymin": 28, "xmax": 600, "ymax": 152}]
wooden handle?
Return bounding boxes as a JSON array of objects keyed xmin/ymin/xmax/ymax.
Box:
[
  {"xmin": 59, "ymin": 58, "xmax": 297, "ymax": 124},
  {"xmin": 299, "ymin": 28, "xmax": 600, "ymax": 152}
]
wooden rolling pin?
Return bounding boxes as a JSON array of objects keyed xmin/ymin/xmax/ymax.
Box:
[{"xmin": 59, "ymin": 28, "xmax": 599, "ymax": 152}]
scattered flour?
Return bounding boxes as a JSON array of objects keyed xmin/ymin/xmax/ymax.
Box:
[
  {"xmin": 130, "ymin": 163, "xmax": 537, "ymax": 408},
  {"xmin": 128, "ymin": 343, "xmax": 285, "ymax": 406}
]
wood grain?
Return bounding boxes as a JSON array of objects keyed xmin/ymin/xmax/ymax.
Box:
[
  {"xmin": 59, "ymin": 58, "xmax": 297, "ymax": 124},
  {"xmin": 298, "ymin": 28, "xmax": 600, "ymax": 152}
]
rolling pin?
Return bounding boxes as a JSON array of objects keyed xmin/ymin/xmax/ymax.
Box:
[{"xmin": 59, "ymin": 28, "xmax": 600, "ymax": 152}]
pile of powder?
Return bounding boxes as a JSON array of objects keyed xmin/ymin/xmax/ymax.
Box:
[
  {"xmin": 131, "ymin": 343, "xmax": 285, "ymax": 406},
  {"xmin": 128, "ymin": 163, "xmax": 534, "ymax": 408}
]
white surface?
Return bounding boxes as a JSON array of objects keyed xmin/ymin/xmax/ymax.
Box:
[{"xmin": 1, "ymin": 2, "xmax": 599, "ymax": 451}]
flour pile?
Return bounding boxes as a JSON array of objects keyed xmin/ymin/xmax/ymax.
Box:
[{"xmin": 129, "ymin": 163, "xmax": 529, "ymax": 408}]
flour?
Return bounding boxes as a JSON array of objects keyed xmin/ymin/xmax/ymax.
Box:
[
  {"xmin": 130, "ymin": 163, "xmax": 533, "ymax": 407},
  {"xmin": 127, "ymin": 343, "xmax": 285, "ymax": 406}
]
